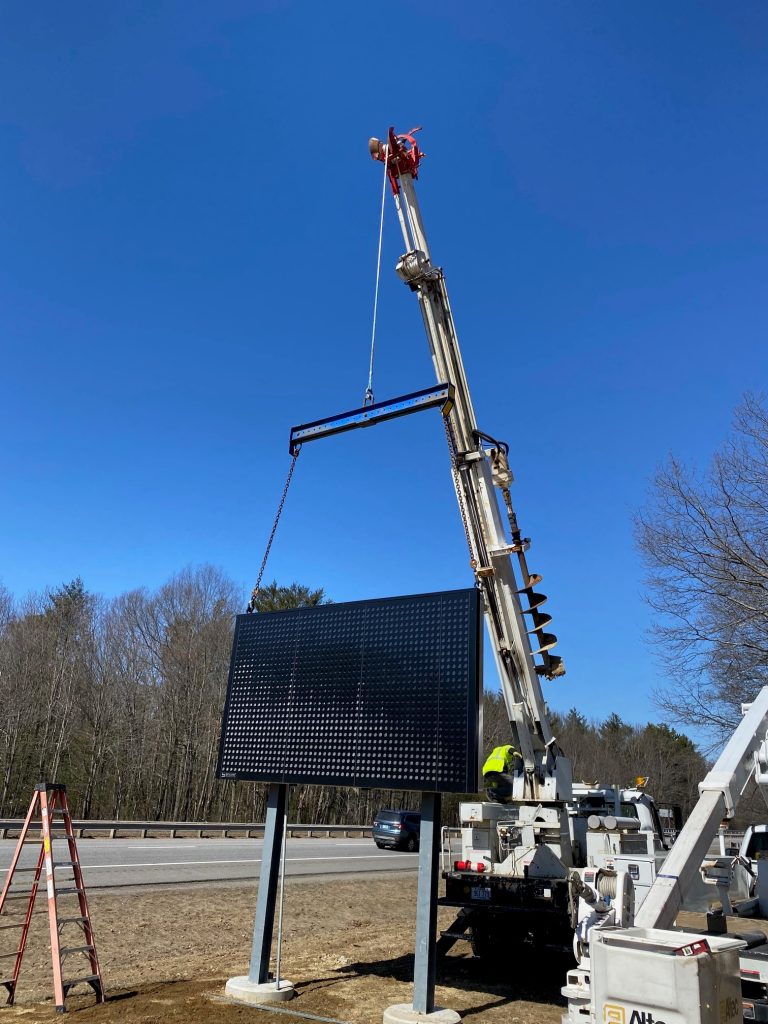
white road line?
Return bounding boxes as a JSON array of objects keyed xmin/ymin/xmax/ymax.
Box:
[
  {"xmin": 0, "ymin": 841, "xmax": 376, "ymax": 861},
  {"xmin": 79, "ymin": 854, "xmax": 418, "ymax": 869}
]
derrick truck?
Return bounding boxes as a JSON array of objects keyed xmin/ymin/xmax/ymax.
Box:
[{"xmin": 369, "ymin": 127, "xmax": 670, "ymax": 959}]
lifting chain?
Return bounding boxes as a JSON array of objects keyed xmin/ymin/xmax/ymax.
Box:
[
  {"xmin": 247, "ymin": 448, "xmax": 301, "ymax": 613},
  {"xmin": 443, "ymin": 416, "xmax": 479, "ymax": 571}
]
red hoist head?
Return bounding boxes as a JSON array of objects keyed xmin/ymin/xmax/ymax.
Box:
[{"xmin": 368, "ymin": 126, "xmax": 424, "ymax": 195}]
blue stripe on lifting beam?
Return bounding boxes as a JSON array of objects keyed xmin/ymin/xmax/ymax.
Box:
[{"xmin": 289, "ymin": 383, "xmax": 455, "ymax": 455}]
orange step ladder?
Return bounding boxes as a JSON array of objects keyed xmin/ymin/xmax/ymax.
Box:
[{"xmin": 0, "ymin": 783, "xmax": 105, "ymax": 1012}]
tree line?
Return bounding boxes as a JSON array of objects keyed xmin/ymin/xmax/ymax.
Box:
[
  {"xmin": 0, "ymin": 567, "xmax": 708, "ymax": 823},
  {"xmin": 4, "ymin": 394, "xmax": 763, "ymax": 825}
]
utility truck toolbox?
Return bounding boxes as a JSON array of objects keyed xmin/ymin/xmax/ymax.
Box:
[
  {"xmin": 590, "ymin": 928, "xmax": 744, "ymax": 1024},
  {"xmin": 739, "ymin": 939, "xmax": 768, "ymax": 1021}
]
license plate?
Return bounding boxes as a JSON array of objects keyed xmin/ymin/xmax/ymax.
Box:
[{"xmin": 471, "ymin": 886, "xmax": 491, "ymax": 901}]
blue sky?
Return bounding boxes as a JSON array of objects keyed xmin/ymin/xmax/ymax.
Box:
[{"xmin": 2, "ymin": 2, "xmax": 767, "ymax": 730}]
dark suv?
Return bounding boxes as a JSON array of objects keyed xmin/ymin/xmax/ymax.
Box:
[{"xmin": 372, "ymin": 809, "xmax": 421, "ymax": 852}]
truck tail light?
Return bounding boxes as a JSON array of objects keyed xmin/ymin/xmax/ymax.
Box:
[
  {"xmin": 475, "ymin": 862, "xmax": 486, "ymax": 873},
  {"xmin": 454, "ymin": 860, "xmax": 468, "ymax": 871}
]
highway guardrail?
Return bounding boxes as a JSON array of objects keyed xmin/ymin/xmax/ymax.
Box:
[{"xmin": 0, "ymin": 820, "xmax": 373, "ymax": 840}]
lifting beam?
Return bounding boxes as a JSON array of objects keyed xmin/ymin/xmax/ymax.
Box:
[{"xmin": 288, "ymin": 383, "xmax": 454, "ymax": 455}]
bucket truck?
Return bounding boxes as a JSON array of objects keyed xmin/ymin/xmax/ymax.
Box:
[
  {"xmin": 369, "ymin": 128, "xmax": 668, "ymax": 957},
  {"xmin": 562, "ymin": 688, "xmax": 768, "ymax": 1024}
]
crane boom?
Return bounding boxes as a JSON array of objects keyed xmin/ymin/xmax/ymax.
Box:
[
  {"xmin": 370, "ymin": 127, "xmax": 571, "ymax": 803},
  {"xmin": 635, "ymin": 687, "xmax": 768, "ymax": 929}
]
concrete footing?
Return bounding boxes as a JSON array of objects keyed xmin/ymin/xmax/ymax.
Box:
[
  {"xmin": 383, "ymin": 1004, "xmax": 461, "ymax": 1024},
  {"xmin": 225, "ymin": 976, "xmax": 295, "ymax": 1004}
]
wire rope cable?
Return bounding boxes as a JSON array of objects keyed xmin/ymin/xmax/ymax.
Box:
[
  {"xmin": 247, "ymin": 449, "xmax": 301, "ymax": 612},
  {"xmin": 364, "ymin": 152, "xmax": 389, "ymax": 406}
]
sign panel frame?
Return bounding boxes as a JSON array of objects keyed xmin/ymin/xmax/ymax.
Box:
[{"xmin": 217, "ymin": 588, "xmax": 482, "ymax": 794}]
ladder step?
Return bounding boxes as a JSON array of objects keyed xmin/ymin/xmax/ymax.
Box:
[
  {"xmin": 3, "ymin": 893, "xmax": 35, "ymax": 900},
  {"xmin": 56, "ymin": 887, "xmax": 83, "ymax": 895},
  {"xmin": 60, "ymin": 946, "xmax": 94, "ymax": 956},
  {"xmin": 12, "ymin": 867, "xmax": 41, "ymax": 874},
  {"xmin": 58, "ymin": 917, "xmax": 87, "ymax": 925},
  {"xmin": 0, "ymin": 951, "xmax": 20, "ymax": 959},
  {"xmin": 0, "ymin": 924, "xmax": 24, "ymax": 931},
  {"xmin": 440, "ymin": 930, "xmax": 473, "ymax": 941},
  {"xmin": 63, "ymin": 975, "xmax": 100, "ymax": 988},
  {"xmin": 53, "ymin": 861, "xmax": 76, "ymax": 868}
]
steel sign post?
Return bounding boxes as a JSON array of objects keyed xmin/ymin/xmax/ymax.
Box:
[{"xmin": 248, "ymin": 783, "xmax": 288, "ymax": 984}]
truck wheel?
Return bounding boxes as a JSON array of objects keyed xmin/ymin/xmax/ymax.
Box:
[{"xmin": 470, "ymin": 923, "xmax": 499, "ymax": 960}]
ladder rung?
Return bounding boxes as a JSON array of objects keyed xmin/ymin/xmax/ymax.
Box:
[
  {"xmin": 57, "ymin": 917, "xmax": 87, "ymax": 925},
  {"xmin": 0, "ymin": 951, "xmax": 20, "ymax": 960},
  {"xmin": 56, "ymin": 887, "xmax": 83, "ymax": 895},
  {"xmin": 60, "ymin": 946, "xmax": 94, "ymax": 956},
  {"xmin": 3, "ymin": 893, "xmax": 34, "ymax": 901},
  {"xmin": 0, "ymin": 924, "xmax": 24, "ymax": 931},
  {"xmin": 53, "ymin": 861, "xmax": 76, "ymax": 868},
  {"xmin": 12, "ymin": 867, "xmax": 41, "ymax": 874},
  {"xmin": 63, "ymin": 975, "xmax": 100, "ymax": 988}
]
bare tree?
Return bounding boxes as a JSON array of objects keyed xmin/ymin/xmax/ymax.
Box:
[{"xmin": 636, "ymin": 393, "xmax": 768, "ymax": 740}]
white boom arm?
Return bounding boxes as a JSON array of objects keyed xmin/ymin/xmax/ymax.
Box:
[
  {"xmin": 636, "ymin": 686, "xmax": 768, "ymax": 929},
  {"xmin": 370, "ymin": 128, "xmax": 571, "ymax": 802}
]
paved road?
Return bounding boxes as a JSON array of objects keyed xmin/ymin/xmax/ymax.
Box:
[{"xmin": 0, "ymin": 837, "xmax": 419, "ymax": 890}]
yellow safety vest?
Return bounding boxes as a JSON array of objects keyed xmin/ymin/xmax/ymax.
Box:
[{"xmin": 482, "ymin": 744, "xmax": 519, "ymax": 776}]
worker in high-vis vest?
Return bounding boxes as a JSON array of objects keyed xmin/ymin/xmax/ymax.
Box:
[{"xmin": 482, "ymin": 744, "xmax": 522, "ymax": 803}]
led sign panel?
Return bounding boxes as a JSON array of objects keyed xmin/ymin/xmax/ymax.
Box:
[{"xmin": 217, "ymin": 589, "xmax": 482, "ymax": 793}]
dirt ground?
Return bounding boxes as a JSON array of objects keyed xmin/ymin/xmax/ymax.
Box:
[
  {"xmin": 2, "ymin": 872, "xmax": 570, "ymax": 1024},
  {"xmin": 4, "ymin": 872, "xmax": 760, "ymax": 1024}
]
